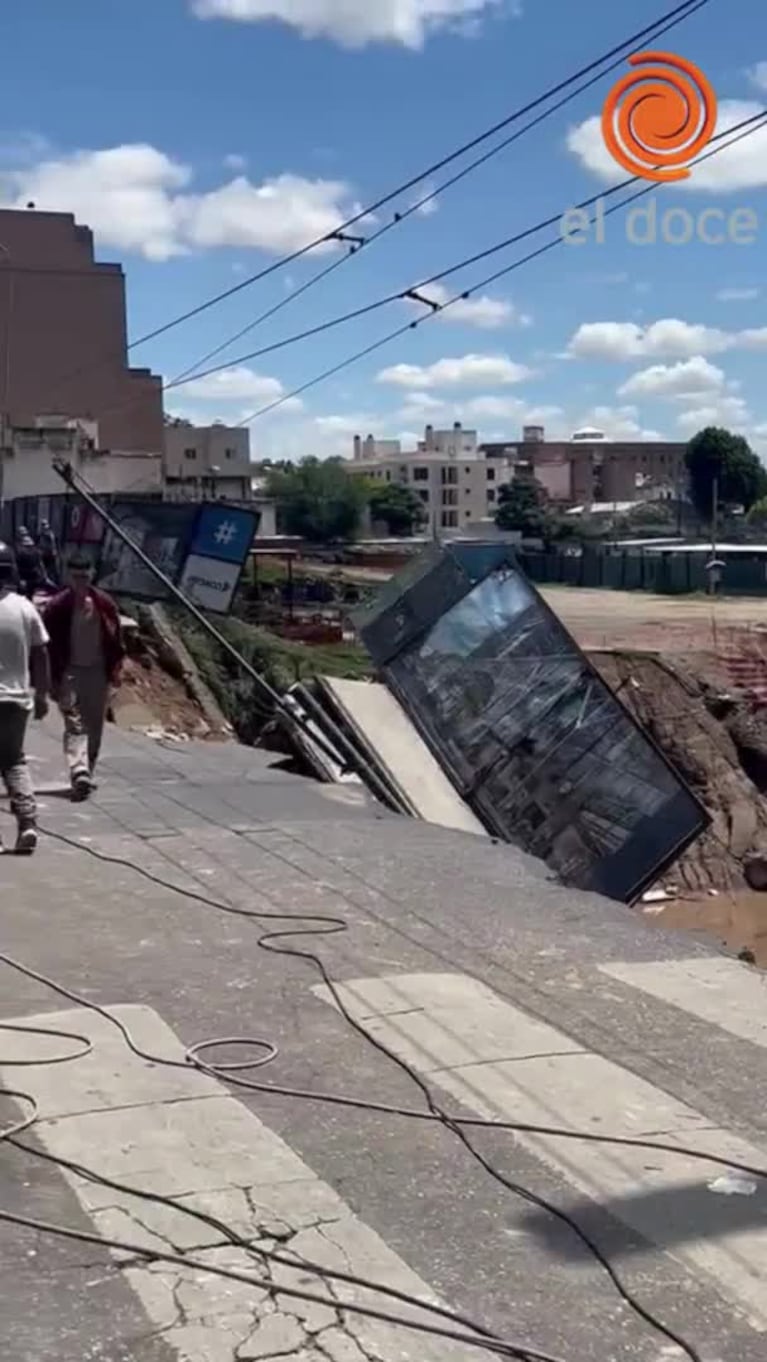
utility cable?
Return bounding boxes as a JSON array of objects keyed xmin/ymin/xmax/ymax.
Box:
[
  {"xmin": 5, "ymin": 807, "xmax": 762, "ymax": 1360},
  {"xmin": 38, "ymin": 0, "xmax": 708, "ymax": 410},
  {"xmin": 131, "ymin": 0, "xmax": 710, "ymax": 351},
  {"xmin": 229, "ymin": 108, "xmax": 767, "ymax": 427},
  {"xmin": 166, "ymin": 0, "xmax": 708, "ymax": 391}
]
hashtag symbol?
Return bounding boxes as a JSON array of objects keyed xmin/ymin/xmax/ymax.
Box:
[{"xmin": 214, "ymin": 520, "xmax": 237, "ymax": 546}]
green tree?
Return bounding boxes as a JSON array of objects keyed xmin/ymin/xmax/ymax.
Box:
[
  {"xmin": 747, "ymin": 496, "xmax": 767, "ymax": 530},
  {"xmin": 266, "ymin": 458, "xmax": 367, "ymax": 543},
  {"xmin": 685, "ymin": 427, "xmax": 767, "ymax": 521},
  {"xmin": 495, "ymin": 477, "xmax": 549, "ymax": 534},
  {"xmin": 368, "ymin": 483, "xmax": 427, "ymax": 536}
]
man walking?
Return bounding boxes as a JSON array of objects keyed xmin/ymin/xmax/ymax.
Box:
[
  {"xmin": 43, "ymin": 554, "xmax": 125, "ymax": 801},
  {"xmin": 0, "ymin": 543, "xmax": 50, "ymax": 854}
]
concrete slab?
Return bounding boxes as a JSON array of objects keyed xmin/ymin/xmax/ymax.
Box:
[
  {"xmin": 600, "ymin": 957, "xmax": 767, "ymax": 1050},
  {"xmin": 1, "ymin": 1002, "xmax": 509, "ymax": 1362},
  {"xmin": 4, "ymin": 718, "xmax": 767, "ymax": 1360},
  {"xmin": 319, "ymin": 677, "xmax": 486, "ymax": 837},
  {"xmin": 316, "ymin": 972, "xmax": 767, "ymax": 1330}
]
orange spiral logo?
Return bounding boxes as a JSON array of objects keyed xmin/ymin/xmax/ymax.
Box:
[{"xmin": 601, "ymin": 51, "xmax": 717, "ymax": 182}]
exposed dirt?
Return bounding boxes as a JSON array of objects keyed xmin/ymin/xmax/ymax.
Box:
[
  {"xmin": 110, "ymin": 625, "xmax": 226, "ymax": 742},
  {"xmin": 594, "ymin": 650, "xmax": 767, "ymax": 897}
]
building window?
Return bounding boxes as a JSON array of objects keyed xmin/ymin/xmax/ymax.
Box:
[
  {"xmin": 465, "ymin": 467, "xmax": 472, "ymax": 475},
  {"xmin": 184, "ymin": 448, "xmax": 197, "ymax": 460},
  {"xmin": 418, "ymin": 489, "xmax": 429, "ymax": 503},
  {"xmin": 413, "ymin": 467, "xmax": 429, "ymax": 481},
  {"xmin": 487, "ymin": 467, "xmax": 496, "ymax": 481},
  {"xmin": 487, "ymin": 488, "xmax": 496, "ymax": 503},
  {"xmin": 441, "ymin": 488, "xmax": 458, "ymax": 507},
  {"xmin": 441, "ymin": 510, "xmax": 458, "ymax": 528},
  {"xmin": 441, "ymin": 466, "xmax": 458, "ymax": 485},
  {"xmin": 385, "ymin": 470, "xmax": 391, "ymax": 482},
  {"xmin": 225, "ymin": 448, "xmax": 236, "ymax": 460}
]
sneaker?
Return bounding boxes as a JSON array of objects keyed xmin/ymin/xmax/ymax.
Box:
[
  {"xmin": 71, "ymin": 772, "xmax": 91, "ymax": 802},
  {"xmin": 15, "ymin": 827, "xmax": 38, "ymax": 855}
]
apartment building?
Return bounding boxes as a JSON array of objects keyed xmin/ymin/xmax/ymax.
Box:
[
  {"xmin": 163, "ymin": 422, "xmax": 255, "ymax": 502},
  {"xmin": 481, "ymin": 425, "xmax": 687, "ymax": 505},
  {"xmin": 0, "ymin": 209, "xmax": 163, "ymax": 454},
  {"xmin": 350, "ymin": 423, "xmax": 514, "ymax": 533},
  {"xmin": 0, "ymin": 415, "xmax": 162, "ymax": 502}
]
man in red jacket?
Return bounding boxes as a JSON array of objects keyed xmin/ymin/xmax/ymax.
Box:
[{"xmin": 43, "ymin": 554, "xmax": 125, "ymax": 801}]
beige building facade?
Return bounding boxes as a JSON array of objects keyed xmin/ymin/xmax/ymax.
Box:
[
  {"xmin": 350, "ymin": 423, "xmax": 514, "ymax": 533},
  {"xmin": 163, "ymin": 422, "xmax": 254, "ymax": 502}
]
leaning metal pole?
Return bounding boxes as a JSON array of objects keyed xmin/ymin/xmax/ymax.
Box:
[{"xmin": 52, "ymin": 460, "xmax": 401, "ymax": 808}]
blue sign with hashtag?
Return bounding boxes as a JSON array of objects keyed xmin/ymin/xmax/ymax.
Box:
[{"xmin": 189, "ymin": 505, "xmax": 258, "ymax": 565}]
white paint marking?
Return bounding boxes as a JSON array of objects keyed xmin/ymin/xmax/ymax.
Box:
[
  {"xmin": 598, "ymin": 957, "xmax": 767, "ymax": 1050},
  {"xmin": 314, "ymin": 973, "xmax": 767, "ymax": 1331},
  {"xmin": 1, "ymin": 1005, "xmax": 481, "ymax": 1361}
]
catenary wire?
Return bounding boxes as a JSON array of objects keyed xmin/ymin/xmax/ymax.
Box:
[
  {"xmin": 168, "ymin": 77, "xmax": 756, "ymax": 398},
  {"xmin": 166, "ymin": 0, "xmax": 708, "ymax": 391},
  {"xmin": 36, "ymin": 0, "xmax": 709, "ymax": 411},
  {"xmin": 128, "ymin": 0, "xmax": 710, "ymax": 350},
  {"xmin": 227, "ymin": 108, "xmax": 767, "ymax": 427}
]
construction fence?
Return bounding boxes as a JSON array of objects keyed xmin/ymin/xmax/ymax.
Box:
[{"xmin": 517, "ymin": 548, "xmax": 767, "ymax": 597}]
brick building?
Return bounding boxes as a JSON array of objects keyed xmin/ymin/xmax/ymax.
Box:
[
  {"xmin": 481, "ymin": 425, "xmax": 687, "ymax": 506},
  {"xmin": 0, "ymin": 209, "xmax": 163, "ymax": 454}
]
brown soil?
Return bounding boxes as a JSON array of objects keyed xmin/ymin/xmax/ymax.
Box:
[
  {"xmin": 649, "ymin": 892, "xmax": 767, "ymax": 968},
  {"xmin": 112, "ymin": 645, "xmax": 224, "ymax": 742},
  {"xmin": 593, "ymin": 649, "xmax": 767, "ymax": 896}
]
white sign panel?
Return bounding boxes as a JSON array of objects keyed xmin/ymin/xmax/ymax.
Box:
[{"xmin": 177, "ymin": 553, "xmax": 241, "ymax": 614}]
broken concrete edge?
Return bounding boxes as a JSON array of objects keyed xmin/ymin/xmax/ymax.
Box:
[{"xmin": 136, "ymin": 603, "xmax": 233, "ymax": 738}]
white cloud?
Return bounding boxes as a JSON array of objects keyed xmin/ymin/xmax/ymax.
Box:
[
  {"xmin": 567, "ymin": 99, "xmax": 767, "ymax": 192},
  {"xmin": 191, "ymin": 0, "xmax": 505, "ymax": 49},
  {"xmin": 0, "ymin": 143, "xmax": 363, "ymax": 261},
  {"xmin": 716, "ymin": 286, "xmax": 761, "ymax": 302},
  {"xmin": 567, "ymin": 318, "xmax": 767, "ymax": 362},
  {"xmin": 395, "ymin": 392, "xmax": 554, "ymax": 424},
  {"xmin": 175, "ymin": 362, "xmax": 303, "ymax": 408},
  {"xmin": 578, "ymin": 404, "xmax": 664, "ymax": 441},
  {"xmin": 407, "ymin": 281, "xmax": 530, "ymax": 329},
  {"xmin": 223, "ymin": 152, "xmax": 247, "ymax": 171},
  {"xmin": 748, "ymin": 62, "xmax": 767, "ymax": 93},
  {"xmin": 377, "ymin": 353, "xmax": 533, "ymax": 388},
  {"xmin": 676, "ymin": 394, "xmax": 752, "ymax": 435},
  {"xmin": 619, "ymin": 357, "xmax": 727, "ymax": 400}
]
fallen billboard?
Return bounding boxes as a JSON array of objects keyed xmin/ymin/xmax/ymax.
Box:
[{"xmin": 355, "ymin": 541, "xmax": 709, "ymax": 904}]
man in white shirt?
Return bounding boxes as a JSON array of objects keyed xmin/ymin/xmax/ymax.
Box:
[{"xmin": 0, "ymin": 543, "xmax": 51, "ymax": 854}]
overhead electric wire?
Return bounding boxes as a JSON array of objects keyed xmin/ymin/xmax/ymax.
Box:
[
  {"xmin": 130, "ymin": 0, "xmax": 708, "ymax": 351},
  {"xmin": 40, "ymin": 0, "xmax": 708, "ymax": 413},
  {"xmin": 229, "ymin": 108, "xmax": 767, "ymax": 427},
  {"xmin": 167, "ymin": 0, "xmax": 708, "ymax": 391}
]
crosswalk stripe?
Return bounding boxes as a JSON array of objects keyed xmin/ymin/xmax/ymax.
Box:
[
  {"xmin": 0, "ymin": 1003, "xmax": 482, "ymax": 1361},
  {"xmin": 598, "ymin": 957, "xmax": 767, "ymax": 1050},
  {"xmin": 313, "ymin": 972, "xmax": 767, "ymax": 1331}
]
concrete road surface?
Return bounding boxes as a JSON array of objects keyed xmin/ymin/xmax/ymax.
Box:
[{"xmin": 1, "ymin": 720, "xmax": 766, "ymax": 1361}]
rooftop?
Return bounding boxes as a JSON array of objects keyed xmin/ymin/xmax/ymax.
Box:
[{"xmin": 1, "ymin": 719, "xmax": 766, "ymax": 1360}]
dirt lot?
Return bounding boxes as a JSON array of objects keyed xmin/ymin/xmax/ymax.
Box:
[{"xmin": 541, "ymin": 586, "xmax": 767, "ymax": 652}]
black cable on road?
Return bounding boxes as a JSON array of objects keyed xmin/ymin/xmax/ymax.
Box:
[{"xmin": 6, "ymin": 802, "xmax": 759, "ymax": 1362}]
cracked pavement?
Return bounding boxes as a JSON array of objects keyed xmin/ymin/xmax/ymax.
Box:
[{"xmin": 2, "ymin": 722, "xmax": 767, "ymax": 1360}]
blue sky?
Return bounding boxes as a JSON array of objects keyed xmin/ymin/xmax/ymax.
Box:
[{"xmin": 2, "ymin": 0, "xmax": 767, "ymax": 459}]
